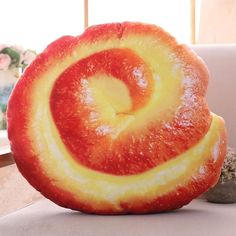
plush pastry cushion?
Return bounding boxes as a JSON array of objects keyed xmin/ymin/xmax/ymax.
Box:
[{"xmin": 7, "ymin": 22, "xmax": 227, "ymax": 214}]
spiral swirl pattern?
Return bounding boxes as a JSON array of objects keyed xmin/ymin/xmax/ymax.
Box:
[{"xmin": 7, "ymin": 22, "xmax": 227, "ymax": 214}]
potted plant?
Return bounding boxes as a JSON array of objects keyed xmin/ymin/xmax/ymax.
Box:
[
  {"xmin": 204, "ymin": 147, "xmax": 236, "ymax": 203},
  {"xmin": 0, "ymin": 45, "xmax": 36, "ymax": 129}
]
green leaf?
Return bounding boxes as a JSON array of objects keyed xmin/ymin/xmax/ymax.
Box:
[{"xmin": 1, "ymin": 47, "xmax": 20, "ymax": 65}]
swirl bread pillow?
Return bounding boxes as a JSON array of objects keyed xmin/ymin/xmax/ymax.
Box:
[{"xmin": 7, "ymin": 22, "xmax": 227, "ymax": 214}]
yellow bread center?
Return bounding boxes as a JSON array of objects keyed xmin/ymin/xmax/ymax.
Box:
[
  {"xmin": 89, "ymin": 74, "xmax": 133, "ymax": 115},
  {"xmin": 88, "ymin": 74, "xmax": 135, "ymax": 138}
]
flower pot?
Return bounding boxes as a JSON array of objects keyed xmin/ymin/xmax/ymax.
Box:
[
  {"xmin": 0, "ymin": 68, "xmax": 19, "ymax": 129},
  {"xmin": 204, "ymin": 180, "xmax": 236, "ymax": 203}
]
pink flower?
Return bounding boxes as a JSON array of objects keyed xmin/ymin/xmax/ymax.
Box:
[
  {"xmin": 23, "ymin": 50, "xmax": 36, "ymax": 65},
  {"xmin": 0, "ymin": 54, "xmax": 11, "ymax": 70}
]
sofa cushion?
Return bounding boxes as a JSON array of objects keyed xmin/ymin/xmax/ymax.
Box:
[{"xmin": 192, "ymin": 45, "xmax": 236, "ymax": 147}]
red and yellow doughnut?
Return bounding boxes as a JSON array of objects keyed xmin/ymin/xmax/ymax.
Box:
[{"xmin": 7, "ymin": 22, "xmax": 227, "ymax": 214}]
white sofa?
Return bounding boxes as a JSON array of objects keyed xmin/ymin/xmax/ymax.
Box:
[{"xmin": 192, "ymin": 45, "xmax": 236, "ymax": 147}]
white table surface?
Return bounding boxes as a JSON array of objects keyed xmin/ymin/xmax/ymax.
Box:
[{"xmin": 0, "ymin": 198, "xmax": 235, "ymax": 236}]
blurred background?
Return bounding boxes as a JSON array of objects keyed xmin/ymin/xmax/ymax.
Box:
[{"xmin": 1, "ymin": 0, "xmax": 236, "ymax": 52}]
